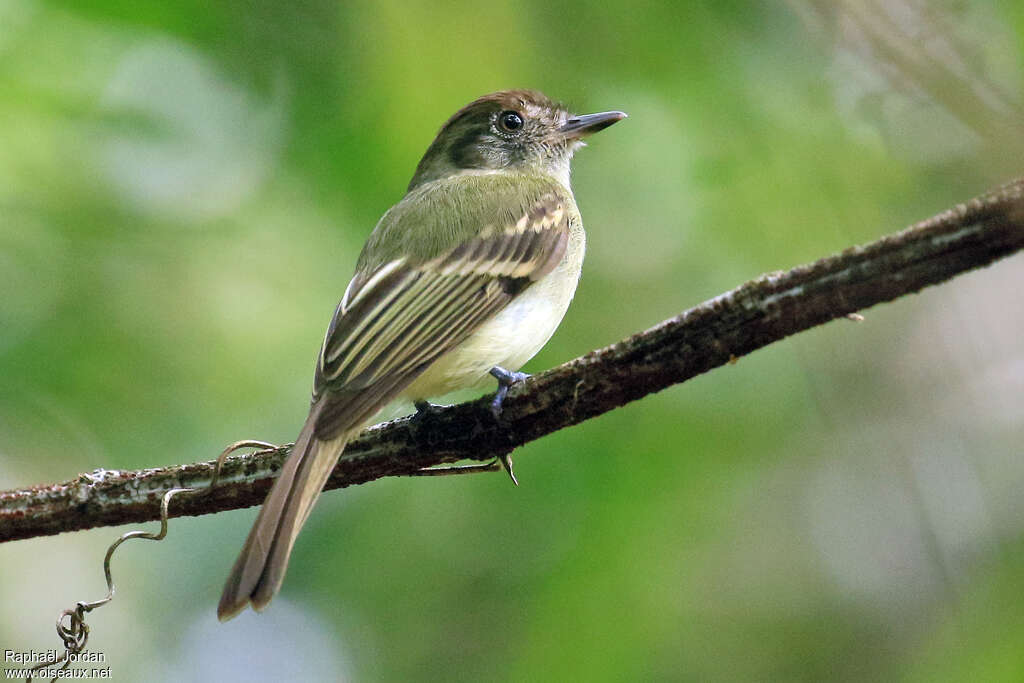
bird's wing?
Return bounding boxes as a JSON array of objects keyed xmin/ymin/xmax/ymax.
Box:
[{"xmin": 310, "ymin": 186, "xmax": 572, "ymax": 440}]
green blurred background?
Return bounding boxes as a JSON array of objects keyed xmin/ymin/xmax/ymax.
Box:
[{"xmin": 3, "ymin": 0, "xmax": 1024, "ymax": 680}]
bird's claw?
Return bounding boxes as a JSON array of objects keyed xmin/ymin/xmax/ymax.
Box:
[{"xmin": 489, "ymin": 366, "xmax": 529, "ymax": 418}]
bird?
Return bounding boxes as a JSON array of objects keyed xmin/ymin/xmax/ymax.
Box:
[{"xmin": 217, "ymin": 89, "xmax": 625, "ymax": 621}]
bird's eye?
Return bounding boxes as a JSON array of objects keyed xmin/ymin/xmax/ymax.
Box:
[{"xmin": 499, "ymin": 110, "xmax": 524, "ymax": 132}]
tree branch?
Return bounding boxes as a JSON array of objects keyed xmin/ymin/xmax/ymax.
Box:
[{"xmin": 3, "ymin": 178, "xmax": 1023, "ymax": 544}]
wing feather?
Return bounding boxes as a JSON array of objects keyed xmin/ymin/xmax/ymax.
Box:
[
  {"xmin": 311, "ymin": 190, "xmax": 572, "ymax": 440},
  {"xmin": 349, "ymin": 271, "xmax": 481, "ymax": 377}
]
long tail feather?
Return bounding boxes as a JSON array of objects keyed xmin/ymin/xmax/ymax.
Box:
[{"xmin": 217, "ymin": 403, "xmax": 351, "ymax": 621}]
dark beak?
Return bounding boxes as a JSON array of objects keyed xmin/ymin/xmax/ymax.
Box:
[{"xmin": 559, "ymin": 111, "xmax": 628, "ymax": 139}]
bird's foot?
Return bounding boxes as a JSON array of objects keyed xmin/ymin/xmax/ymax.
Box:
[
  {"xmin": 488, "ymin": 366, "xmax": 526, "ymax": 486},
  {"xmin": 211, "ymin": 439, "xmax": 285, "ymax": 488},
  {"xmin": 489, "ymin": 366, "xmax": 529, "ymax": 418}
]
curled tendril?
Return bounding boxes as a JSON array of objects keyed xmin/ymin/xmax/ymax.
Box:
[
  {"xmin": 24, "ymin": 440, "xmax": 280, "ymax": 683},
  {"xmin": 26, "ymin": 486, "xmax": 194, "ymax": 682}
]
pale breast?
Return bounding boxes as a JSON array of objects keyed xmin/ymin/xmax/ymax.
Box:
[{"xmin": 400, "ymin": 221, "xmax": 585, "ymax": 401}]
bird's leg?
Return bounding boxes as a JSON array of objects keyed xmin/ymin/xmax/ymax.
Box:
[
  {"xmin": 489, "ymin": 366, "xmax": 529, "ymax": 417},
  {"xmin": 211, "ymin": 439, "xmax": 285, "ymax": 488},
  {"xmin": 487, "ymin": 366, "xmax": 528, "ymax": 485}
]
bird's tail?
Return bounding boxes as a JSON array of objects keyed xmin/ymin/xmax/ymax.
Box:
[{"xmin": 217, "ymin": 402, "xmax": 352, "ymax": 621}]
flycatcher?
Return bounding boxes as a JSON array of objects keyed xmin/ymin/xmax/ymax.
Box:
[{"xmin": 218, "ymin": 89, "xmax": 625, "ymax": 621}]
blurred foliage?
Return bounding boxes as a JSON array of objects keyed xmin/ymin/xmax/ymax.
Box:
[{"xmin": 2, "ymin": 0, "xmax": 1024, "ymax": 681}]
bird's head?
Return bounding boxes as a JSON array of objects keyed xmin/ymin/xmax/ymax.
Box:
[{"xmin": 408, "ymin": 89, "xmax": 626, "ymax": 191}]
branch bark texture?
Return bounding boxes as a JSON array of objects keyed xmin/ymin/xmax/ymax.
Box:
[{"xmin": 2, "ymin": 178, "xmax": 1023, "ymax": 543}]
